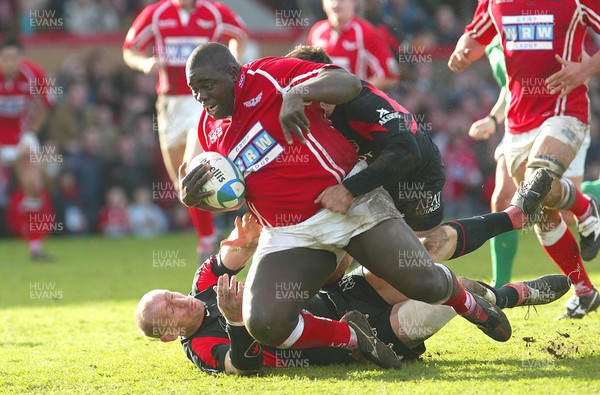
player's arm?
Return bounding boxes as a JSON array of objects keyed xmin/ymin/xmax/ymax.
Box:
[
  {"xmin": 448, "ymin": 33, "xmax": 486, "ymax": 73},
  {"xmin": 280, "ymin": 68, "xmax": 362, "ymax": 144},
  {"xmin": 468, "ymin": 86, "xmax": 507, "ymax": 140},
  {"xmin": 123, "ymin": 48, "xmax": 161, "ymax": 75},
  {"xmin": 316, "ymin": 89, "xmax": 421, "ymax": 213},
  {"xmin": 546, "ymin": 51, "xmax": 600, "ymax": 98},
  {"xmin": 219, "ymin": 213, "xmax": 261, "ymax": 272},
  {"xmin": 216, "ymin": 274, "xmax": 263, "ymax": 375}
]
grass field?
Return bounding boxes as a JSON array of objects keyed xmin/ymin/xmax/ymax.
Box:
[{"xmin": 2, "ymin": 230, "xmax": 600, "ymax": 394}]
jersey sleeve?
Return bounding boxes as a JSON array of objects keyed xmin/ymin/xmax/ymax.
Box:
[
  {"xmin": 363, "ymin": 25, "xmax": 399, "ymax": 79},
  {"xmin": 465, "ymin": 0, "xmax": 496, "ymax": 46},
  {"xmin": 194, "ymin": 254, "xmax": 243, "ymax": 294},
  {"xmin": 187, "ymin": 336, "xmax": 230, "ymax": 373},
  {"xmin": 214, "ymin": 3, "xmax": 248, "ymax": 42},
  {"xmin": 123, "ymin": 4, "xmax": 156, "ymax": 51},
  {"xmin": 581, "ymin": 0, "xmax": 600, "ymax": 34}
]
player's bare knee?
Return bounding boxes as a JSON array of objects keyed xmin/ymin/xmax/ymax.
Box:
[{"xmin": 244, "ymin": 308, "xmax": 298, "ymax": 346}]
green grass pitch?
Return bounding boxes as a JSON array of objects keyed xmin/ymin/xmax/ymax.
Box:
[{"xmin": 1, "ymin": 229, "xmax": 600, "ymax": 394}]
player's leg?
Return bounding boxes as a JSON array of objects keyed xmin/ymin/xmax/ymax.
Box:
[
  {"xmin": 514, "ymin": 117, "xmax": 599, "ymax": 318},
  {"xmin": 242, "ymin": 247, "xmax": 402, "ymax": 367},
  {"xmin": 489, "ymin": 154, "xmax": 518, "ymax": 287},
  {"xmin": 345, "ymin": 217, "xmax": 511, "ymax": 342},
  {"xmin": 14, "ymin": 134, "xmax": 51, "ymax": 259}
]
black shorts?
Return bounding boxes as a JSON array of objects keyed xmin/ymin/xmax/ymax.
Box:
[
  {"xmin": 384, "ymin": 131, "xmax": 446, "ymax": 232},
  {"xmin": 319, "ymin": 268, "xmax": 426, "ymax": 361}
]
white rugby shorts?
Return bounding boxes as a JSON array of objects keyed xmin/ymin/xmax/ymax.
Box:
[
  {"xmin": 503, "ymin": 116, "xmax": 589, "ymax": 177},
  {"xmin": 253, "ymin": 162, "xmax": 403, "ymax": 264},
  {"xmin": 155, "ymin": 95, "xmax": 203, "ymax": 149}
]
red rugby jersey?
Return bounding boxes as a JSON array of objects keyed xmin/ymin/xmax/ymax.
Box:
[
  {"xmin": 123, "ymin": 0, "xmax": 247, "ymax": 96},
  {"xmin": 0, "ymin": 60, "xmax": 52, "ymax": 145},
  {"xmin": 307, "ymin": 16, "xmax": 399, "ymax": 82},
  {"xmin": 465, "ymin": 0, "xmax": 600, "ymax": 133},
  {"xmin": 197, "ymin": 57, "xmax": 358, "ymax": 227}
]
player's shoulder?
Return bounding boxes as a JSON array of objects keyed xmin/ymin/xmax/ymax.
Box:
[
  {"xmin": 350, "ymin": 16, "xmax": 378, "ymax": 32},
  {"xmin": 20, "ymin": 59, "xmax": 46, "ymax": 77},
  {"xmin": 309, "ymin": 19, "xmax": 329, "ymax": 35},
  {"xmin": 139, "ymin": 0, "xmax": 170, "ymax": 16}
]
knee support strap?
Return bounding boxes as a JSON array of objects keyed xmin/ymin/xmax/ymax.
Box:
[
  {"xmin": 527, "ymin": 155, "xmax": 566, "ymax": 178},
  {"xmin": 545, "ymin": 178, "xmax": 577, "ymax": 211}
]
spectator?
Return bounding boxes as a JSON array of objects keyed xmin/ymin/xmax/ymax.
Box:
[
  {"xmin": 128, "ymin": 186, "xmax": 168, "ymax": 238},
  {"xmin": 52, "ymin": 169, "xmax": 89, "ymax": 235},
  {"xmin": 97, "ymin": 186, "xmax": 129, "ymax": 237}
]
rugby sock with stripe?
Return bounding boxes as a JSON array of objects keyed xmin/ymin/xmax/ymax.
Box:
[
  {"xmin": 277, "ymin": 310, "xmax": 356, "ymax": 349},
  {"xmin": 570, "ymin": 189, "xmax": 592, "ymax": 219},
  {"xmin": 536, "ymin": 219, "xmax": 594, "ymax": 296},
  {"xmin": 446, "ymin": 212, "xmax": 514, "ymax": 259}
]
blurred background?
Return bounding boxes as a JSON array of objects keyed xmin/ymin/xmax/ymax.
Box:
[{"xmin": 1, "ymin": 0, "xmax": 599, "ymax": 239}]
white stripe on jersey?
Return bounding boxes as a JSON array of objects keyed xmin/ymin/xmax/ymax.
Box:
[
  {"xmin": 247, "ymin": 68, "xmax": 325, "ymax": 94},
  {"xmin": 470, "ymin": 2, "xmax": 494, "ymax": 38},
  {"xmin": 351, "ymin": 21, "xmax": 367, "ymax": 79},
  {"xmin": 305, "ymin": 138, "xmax": 343, "ymax": 183},
  {"xmin": 555, "ymin": 9, "xmax": 580, "ymax": 116},
  {"xmin": 152, "ymin": 1, "xmax": 170, "ymax": 93},
  {"xmin": 247, "ymin": 201, "xmax": 272, "ymax": 227},
  {"xmin": 582, "ymin": 4, "xmax": 600, "ymax": 31},
  {"xmin": 306, "ymin": 133, "xmax": 347, "ymax": 179}
]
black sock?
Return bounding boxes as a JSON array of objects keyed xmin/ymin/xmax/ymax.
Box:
[
  {"xmin": 475, "ymin": 281, "xmax": 520, "ymax": 309},
  {"xmin": 446, "ymin": 212, "xmax": 514, "ymax": 259}
]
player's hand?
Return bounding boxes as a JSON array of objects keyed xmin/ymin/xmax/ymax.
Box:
[
  {"xmin": 546, "ymin": 54, "xmax": 589, "ymax": 98},
  {"xmin": 279, "ymin": 92, "xmax": 310, "ymax": 144},
  {"xmin": 448, "ymin": 48, "xmax": 472, "ymax": 73},
  {"xmin": 468, "ymin": 116, "xmax": 496, "ymax": 140},
  {"xmin": 314, "ymin": 184, "xmax": 353, "ymax": 214},
  {"xmin": 214, "ymin": 274, "xmax": 244, "ymax": 324},
  {"xmin": 142, "ymin": 57, "xmax": 162, "ymax": 75},
  {"xmin": 221, "ymin": 213, "xmax": 262, "ymax": 248},
  {"xmin": 178, "ymin": 161, "xmax": 215, "ymax": 208}
]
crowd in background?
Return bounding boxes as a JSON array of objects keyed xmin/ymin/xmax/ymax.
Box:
[{"xmin": 0, "ymin": 0, "xmax": 599, "ymax": 238}]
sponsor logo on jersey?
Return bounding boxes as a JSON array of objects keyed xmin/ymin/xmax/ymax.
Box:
[
  {"xmin": 502, "ymin": 14, "xmax": 554, "ymax": 50},
  {"xmin": 231, "ymin": 122, "xmax": 284, "ymax": 175},
  {"xmin": 237, "ymin": 73, "xmax": 245, "ymax": 88},
  {"xmin": 376, "ymin": 107, "xmax": 401, "ymax": 125},
  {"xmin": 244, "ymin": 340, "xmax": 262, "ymax": 358},
  {"xmin": 163, "ymin": 36, "xmax": 208, "ymax": 65},
  {"xmin": 243, "ymin": 91, "xmax": 263, "ymax": 108}
]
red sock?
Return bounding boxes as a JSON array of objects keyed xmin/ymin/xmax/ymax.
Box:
[
  {"xmin": 570, "ymin": 190, "xmax": 591, "ymax": 218},
  {"xmin": 188, "ymin": 207, "xmax": 214, "ymax": 246},
  {"xmin": 504, "ymin": 206, "xmax": 527, "ymax": 229},
  {"xmin": 278, "ymin": 310, "xmax": 354, "ymax": 349},
  {"xmin": 437, "ymin": 264, "xmax": 476, "ymax": 315},
  {"xmin": 537, "ymin": 220, "xmax": 594, "ymax": 296}
]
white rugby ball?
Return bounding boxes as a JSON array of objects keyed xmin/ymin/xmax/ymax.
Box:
[{"xmin": 188, "ymin": 151, "xmax": 246, "ymax": 209}]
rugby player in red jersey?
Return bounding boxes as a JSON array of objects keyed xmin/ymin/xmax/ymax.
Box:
[
  {"xmin": 0, "ymin": 37, "xmax": 54, "ymax": 260},
  {"xmin": 123, "ymin": 0, "xmax": 247, "ymax": 260},
  {"xmin": 449, "ymin": 0, "xmax": 600, "ymax": 318},
  {"xmin": 307, "ymin": 0, "xmax": 399, "ymax": 91},
  {"xmin": 178, "ymin": 43, "xmax": 513, "ymax": 366}
]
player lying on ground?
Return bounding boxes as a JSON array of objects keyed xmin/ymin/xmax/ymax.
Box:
[
  {"xmin": 285, "ymin": 45, "xmax": 552, "ymax": 263},
  {"xmin": 135, "ymin": 214, "xmax": 570, "ymax": 375},
  {"xmin": 180, "ymin": 43, "xmax": 514, "ymax": 355}
]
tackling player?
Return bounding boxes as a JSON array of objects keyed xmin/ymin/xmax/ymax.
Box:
[
  {"xmin": 285, "ymin": 45, "xmax": 551, "ymax": 264},
  {"xmin": 135, "ymin": 213, "xmax": 570, "ymax": 374},
  {"xmin": 123, "ymin": 0, "xmax": 248, "ymax": 260},
  {"xmin": 0, "ymin": 37, "xmax": 54, "ymax": 260},
  {"xmin": 449, "ymin": 0, "xmax": 600, "ymax": 318}
]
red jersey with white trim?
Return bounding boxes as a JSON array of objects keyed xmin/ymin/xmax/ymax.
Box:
[
  {"xmin": 0, "ymin": 60, "xmax": 52, "ymax": 145},
  {"xmin": 307, "ymin": 16, "xmax": 399, "ymax": 82},
  {"xmin": 123, "ymin": 0, "xmax": 247, "ymax": 96},
  {"xmin": 197, "ymin": 57, "xmax": 358, "ymax": 227},
  {"xmin": 465, "ymin": 0, "xmax": 600, "ymax": 133}
]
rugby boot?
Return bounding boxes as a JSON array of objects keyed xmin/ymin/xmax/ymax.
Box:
[
  {"xmin": 558, "ymin": 287, "xmax": 600, "ymax": 319},
  {"xmin": 510, "ymin": 168, "xmax": 553, "ymax": 221},
  {"xmin": 461, "ymin": 292, "xmax": 512, "ymax": 342},
  {"xmin": 577, "ymin": 194, "xmax": 600, "ymax": 261}
]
